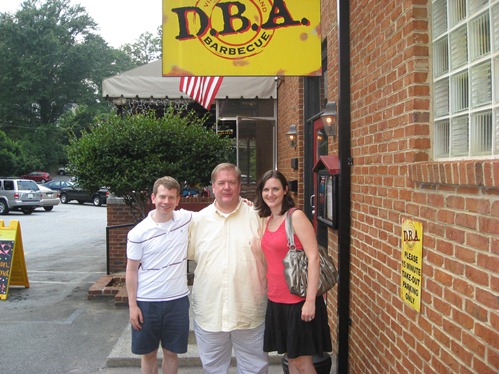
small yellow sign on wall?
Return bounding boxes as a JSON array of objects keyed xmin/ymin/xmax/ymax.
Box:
[
  {"xmin": 0, "ymin": 220, "xmax": 29, "ymax": 300},
  {"xmin": 401, "ymin": 219, "xmax": 423, "ymax": 312},
  {"xmin": 162, "ymin": 0, "xmax": 322, "ymax": 76}
]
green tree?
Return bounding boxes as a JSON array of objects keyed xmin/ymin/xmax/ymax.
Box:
[
  {"xmin": 0, "ymin": 0, "xmax": 136, "ymax": 169},
  {"xmin": 0, "ymin": 130, "xmax": 41, "ymax": 175},
  {"xmin": 0, "ymin": 131, "xmax": 21, "ymax": 175},
  {"xmin": 121, "ymin": 27, "xmax": 162, "ymax": 65},
  {"xmin": 66, "ymin": 110, "xmax": 232, "ymax": 220},
  {"xmin": 0, "ymin": 0, "xmax": 95, "ymax": 131}
]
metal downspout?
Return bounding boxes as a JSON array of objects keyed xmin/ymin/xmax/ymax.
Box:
[{"xmin": 337, "ymin": 0, "xmax": 351, "ymax": 373}]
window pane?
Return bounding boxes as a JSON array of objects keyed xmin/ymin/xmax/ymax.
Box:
[
  {"xmin": 495, "ymin": 108, "xmax": 499, "ymax": 153},
  {"xmin": 471, "ymin": 60, "xmax": 492, "ymax": 108},
  {"xmin": 451, "ymin": 116, "xmax": 469, "ymax": 156},
  {"xmin": 450, "ymin": 25, "xmax": 468, "ymax": 69},
  {"xmin": 495, "ymin": 57, "xmax": 499, "ymax": 103},
  {"xmin": 316, "ymin": 129, "xmax": 328, "ymax": 156},
  {"xmin": 433, "ymin": 37, "xmax": 449, "ymax": 77},
  {"xmin": 435, "ymin": 120, "xmax": 450, "ymax": 157},
  {"xmin": 449, "ymin": 0, "xmax": 466, "ymax": 27},
  {"xmin": 469, "ymin": 0, "xmax": 488, "ymax": 14},
  {"xmin": 469, "ymin": 12, "xmax": 490, "ymax": 61},
  {"xmin": 451, "ymin": 71, "xmax": 469, "ymax": 113},
  {"xmin": 218, "ymin": 99, "xmax": 275, "ymax": 117},
  {"xmin": 493, "ymin": 3, "xmax": 499, "ymax": 51},
  {"xmin": 433, "ymin": 0, "xmax": 448, "ymax": 38},
  {"xmin": 434, "ymin": 78, "xmax": 449, "ymax": 117},
  {"xmin": 471, "ymin": 111, "xmax": 492, "ymax": 155},
  {"xmin": 432, "ymin": 0, "xmax": 497, "ymax": 159}
]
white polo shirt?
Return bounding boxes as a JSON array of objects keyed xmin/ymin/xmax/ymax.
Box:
[{"xmin": 127, "ymin": 209, "xmax": 192, "ymax": 302}]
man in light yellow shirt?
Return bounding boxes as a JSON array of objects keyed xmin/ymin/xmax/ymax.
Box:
[{"xmin": 188, "ymin": 163, "xmax": 268, "ymax": 373}]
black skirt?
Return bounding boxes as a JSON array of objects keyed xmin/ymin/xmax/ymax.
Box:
[{"xmin": 263, "ymin": 297, "xmax": 332, "ymax": 359}]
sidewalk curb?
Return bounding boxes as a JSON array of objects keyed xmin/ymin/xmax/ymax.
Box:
[{"xmin": 107, "ymin": 324, "xmax": 284, "ymax": 368}]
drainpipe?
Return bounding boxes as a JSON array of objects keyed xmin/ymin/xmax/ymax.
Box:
[{"xmin": 337, "ymin": 0, "xmax": 351, "ymax": 373}]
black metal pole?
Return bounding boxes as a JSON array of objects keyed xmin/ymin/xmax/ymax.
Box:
[
  {"xmin": 337, "ymin": 0, "xmax": 351, "ymax": 373},
  {"xmin": 106, "ymin": 226, "xmax": 110, "ymax": 275}
]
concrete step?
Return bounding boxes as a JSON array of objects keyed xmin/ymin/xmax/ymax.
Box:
[
  {"xmin": 107, "ymin": 324, "xmax": 284, "ymax": 368},
  {"xmin": 107, "ymin": 284, "xmax": 283, "ymax": 368},
  {"xmin": 101, "ymin": 283, "xmax": 335, "ymax": 372}
]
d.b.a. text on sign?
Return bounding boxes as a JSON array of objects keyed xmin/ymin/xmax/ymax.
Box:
[
  {"xmin": 400, "ymin": 219, "xmax": 423, "ymax": 313},
  {"xmin": 162, "ymin": 0, "xmax": 321, "ymax": 76}
]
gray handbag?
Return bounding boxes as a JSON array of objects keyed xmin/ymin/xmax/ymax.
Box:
[{"xmin": 282, "ymin": 208, "xmax": 339, "ymax": 297}]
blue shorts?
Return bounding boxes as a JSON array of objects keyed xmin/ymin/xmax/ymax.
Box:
[{"xmin": 131, "ymin": 296, "xmax": 190, "ymax": 355}]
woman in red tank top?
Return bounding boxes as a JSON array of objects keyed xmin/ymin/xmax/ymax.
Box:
[{"xmin": 255, "ymin": 170, "xmax": 332, "ymax": 373}]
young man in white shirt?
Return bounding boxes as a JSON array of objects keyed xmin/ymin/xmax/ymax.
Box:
[{"xmin": 126, "ymin": 176, "xmax": 192, "ymax": 374}]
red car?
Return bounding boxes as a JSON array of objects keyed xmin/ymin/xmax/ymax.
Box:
[{"xmin": 19, "ymin": 171, "xmax": 52, "ymax": 184}]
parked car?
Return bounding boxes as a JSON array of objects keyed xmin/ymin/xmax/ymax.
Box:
[
  {"xmin": 59, "ymin": 183, "xmax": 109, "ymax": 206},
  {"xmin": 19, "ymin": 171, "xmax": 52, "ymax": 184},
  {"xmin": 37, "ymin": 185, "xmax": 60, "ymax": 212},
  {"xmin": 181, "ymin": 186, "xmax": 202, "ymax": 197},
  {"xmin": 57, "ymin": 166, "xmax": 72, "ymax": 176},
  {"xmin": 43, "ymin": 180, "xmax": 74, "ymax": 191},
  {"xmin": 0, "ymin": 177, "xmax": 41, "ymax": 215}
]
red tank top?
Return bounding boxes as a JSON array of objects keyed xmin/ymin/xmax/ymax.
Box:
[{"xmin": 261, "ymin": 216, "xmax": 305, "ymax": 303}]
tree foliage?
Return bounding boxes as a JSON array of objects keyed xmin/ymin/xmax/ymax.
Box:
[
  {"xmin": 0, "ymin": 0, "xmax": 137, "ymax": 172},
  {"xmin": 121, "ymin": 28, "xmax": 162, "ymax": 65},
  {"xmin": 1, "ymin": 0, "xmax": 95, "ymax": 130},
  {"xmin": 66, "ymin": 110, "xmax": 232, "ymax": 219},
  {"xmin": 0, "ymin": 131, "xmax": 23, "ymax": 175},
  {"xmin": 0, "ymin": 129, "xmax": 47, "ymax": 175}
]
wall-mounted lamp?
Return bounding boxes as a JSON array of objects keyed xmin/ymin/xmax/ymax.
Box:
[
  {"xmin": 321, "ymin": 101, "xmax": 338, "ymax": 137},
  {"xmin": 286, "ymin": 124, "xmax": 298, "ymax": 148}
]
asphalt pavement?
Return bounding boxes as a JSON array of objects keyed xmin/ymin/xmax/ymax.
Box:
[
  {"xmin": 0, "ymin": 191, "xmax": 288, "ymax": 373},
  {"xmin": 0, "ymin": 179, "xmax": 331, "ymax": 373},
  {"xmin": 0, "ymin": 199, "xmax": 130, "ymax": 373}
]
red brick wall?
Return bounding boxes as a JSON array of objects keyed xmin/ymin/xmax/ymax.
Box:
[
  {"xmin": 277, "ymin": 76, "xmax": 305, "ymax": 207},
  {"xmin": 106, "ymin": 197, "xmax": 135, "ymax": 273},
  {"xmin": 275, "ymin": 1, "xmax": 499, "ymax": 373},
  {"xmin": 106, "ymin": 196, "xmax": 213, "ymax": 274}
]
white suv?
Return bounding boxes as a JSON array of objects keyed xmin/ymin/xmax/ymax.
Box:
[{"xmin": 0, "ymin": 178, "xmax": 41, "ymax": 215}]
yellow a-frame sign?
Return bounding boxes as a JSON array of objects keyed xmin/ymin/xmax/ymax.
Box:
[{"xmin": 0, "ymin": 220, "xmax": 29, "ymax": 300}]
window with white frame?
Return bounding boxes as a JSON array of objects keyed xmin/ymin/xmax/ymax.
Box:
[{"xmin": 432, "ymin": 0, "xmax": 498, "ymax": 158}]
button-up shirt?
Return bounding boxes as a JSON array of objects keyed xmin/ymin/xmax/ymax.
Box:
[{"xmin": 188, "ymin": 199, "xmax": 267, "ymax": 332}]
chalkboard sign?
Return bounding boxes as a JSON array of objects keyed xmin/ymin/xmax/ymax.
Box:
[
  {"xmin": 0, "ymin": 239, "xmax": 15, "ymax": 297},
  {"xmin": 0, "ymin": 220, "xmax": 29, "ymax": 300}
]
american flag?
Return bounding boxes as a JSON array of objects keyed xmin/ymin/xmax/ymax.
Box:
[{"xmin": 179, "ymin": 76, "xmax": 223, "ymax": 110}]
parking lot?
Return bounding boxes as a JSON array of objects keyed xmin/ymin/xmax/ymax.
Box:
[{"xmin": 0, "ymin": 198, "xmax": 130, "ymax": 373}]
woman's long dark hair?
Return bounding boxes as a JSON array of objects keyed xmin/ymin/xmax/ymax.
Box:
[{"xmin": 254, "ymin": 170, "xmax": 295, "ymax": 217}]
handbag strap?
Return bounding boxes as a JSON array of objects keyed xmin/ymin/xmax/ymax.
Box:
[{"xmin": 285, "ymin": 208, "xmax": 296, "ymax": 249}]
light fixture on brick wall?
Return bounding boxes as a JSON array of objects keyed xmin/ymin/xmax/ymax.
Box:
[
  {"xmin": 286, "ymin": 124, "xmax": 297, "ymax": 148},
  {"xmin": 321, "ymin": 101, "xmax": 337, "ymax": 137}
]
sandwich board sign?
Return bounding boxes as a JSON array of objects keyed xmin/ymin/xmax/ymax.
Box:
[{"xmin": 0, "ymin": 220, "xmax": 29, "ymax": 300}]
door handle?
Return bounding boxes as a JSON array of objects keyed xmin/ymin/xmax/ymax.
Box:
[{"xmin": 310, "ymin": 194, "xmax": 315, "ymax": 209}]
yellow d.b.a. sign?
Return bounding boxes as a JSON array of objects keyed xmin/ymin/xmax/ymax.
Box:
[
  {"xmin": 162, "ymin": 0, "xmax": 321, "ymax": 76},
  {"xmin": 0, "ymin": 220, "xmax": 29, "ymax": 300},
  {"xmin": 401, "ymin": 219, "xmax": 423, "ymax": 312}
]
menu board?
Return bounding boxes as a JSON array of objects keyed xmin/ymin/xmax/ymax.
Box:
[
  {"xmin": 0, "ymin": 239, "xmax": 15, "ymax": 297},
  {"xmin": 0, "ymin": 220, "xmax": 29, "ymax": 300}
]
